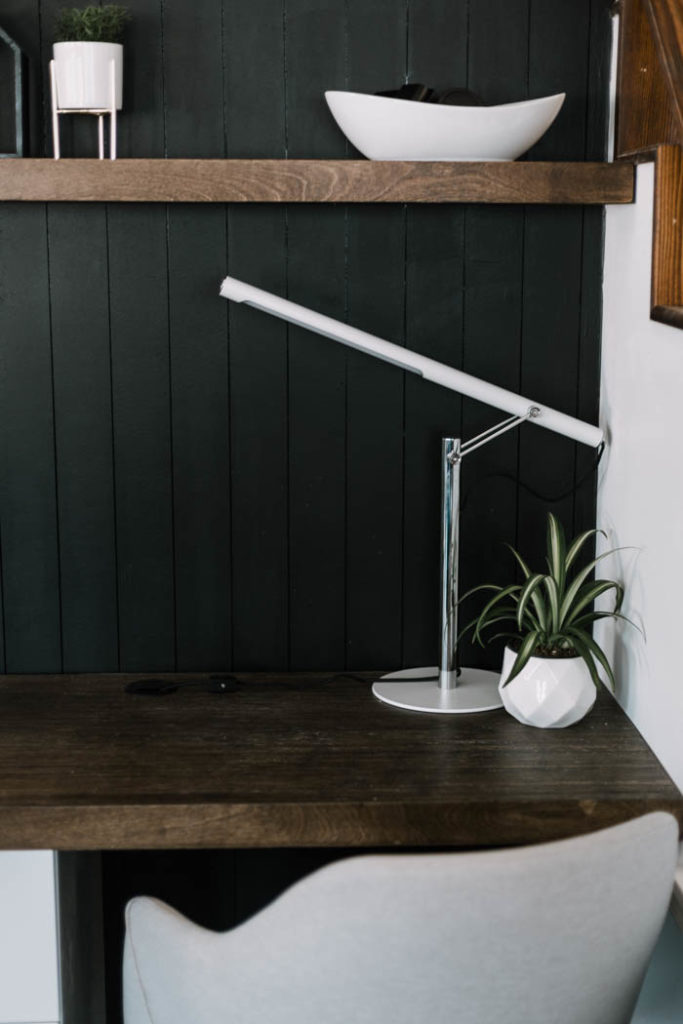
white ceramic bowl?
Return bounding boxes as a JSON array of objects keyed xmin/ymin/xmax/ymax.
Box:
[{"xmin": 325, "ymin": 90, "xmax": 565, "ymax": 161}]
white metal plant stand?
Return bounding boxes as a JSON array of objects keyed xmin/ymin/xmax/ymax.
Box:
[{"xmin": 49, "ymin": 57, "xmax": 118, "ymax": 160}]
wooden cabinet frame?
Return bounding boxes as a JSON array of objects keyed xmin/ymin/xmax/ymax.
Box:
[{"xmin": 615, "ymin": 0, "xmax": 683, "ymax": 328}]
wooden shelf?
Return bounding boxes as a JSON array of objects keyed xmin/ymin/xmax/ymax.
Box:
[{"xmin": 0, "ymin": 158, "xmax": 634, "ymax": 204}]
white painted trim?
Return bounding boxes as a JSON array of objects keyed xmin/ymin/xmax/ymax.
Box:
[{"xmin": 607, "ymin": 10, "xmax": 619, "ymax": 163}]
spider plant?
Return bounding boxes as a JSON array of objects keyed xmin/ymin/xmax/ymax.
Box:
[
  {"xmin": 56, "ymin": 5, "xmax": 131, "ymax": 44},
  {"xmin": 459, "ymin": 513, "xmax": 632, "ymax": 691}
]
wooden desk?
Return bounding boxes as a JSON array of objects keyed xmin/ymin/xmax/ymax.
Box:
[{"xmin": 0, "ymin": 672, "xmax": 680, "ymax": 850}]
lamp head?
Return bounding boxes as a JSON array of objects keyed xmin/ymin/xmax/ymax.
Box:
[{"xmin": 220, "ymin": 275, "xmax": 604, "ymax": 450}]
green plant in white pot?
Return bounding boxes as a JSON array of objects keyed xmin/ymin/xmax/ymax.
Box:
[
  {"xmin": 52, "ymin": 5, "xmax": 130, "ymax": 111},
  {"xmin": 460, "ymin": 513, "xmax": 630, "ymax": 728}
]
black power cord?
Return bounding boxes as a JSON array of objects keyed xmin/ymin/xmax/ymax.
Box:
[{"xmin": 460, "ymin": 441, "xmax": 605, "ymax": 513}]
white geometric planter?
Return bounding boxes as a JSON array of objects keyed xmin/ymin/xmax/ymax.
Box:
[
  {"xmin": 52, "ymin": 41, "xmax": 123, "ymax": 110},
  {"xmin": 499, "ymin": 645, "xmax": 597, "ymax": 729}
]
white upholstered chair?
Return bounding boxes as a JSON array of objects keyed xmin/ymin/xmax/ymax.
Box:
[{"xmin": 123, "ymin": 812, "xmax": 678, "ymax": 1024}]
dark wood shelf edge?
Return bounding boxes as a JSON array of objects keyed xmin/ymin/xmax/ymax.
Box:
[
  {"xmin": 0, "ymin": 158, "xmax": 635, "ymax": 205},
  {"xmin": 617, "ymin": 149, "xmax": 657, "ymax": 164},
  {"xmin": 651, "ymin": 304, "xmax": 683, "ymax": 327}
]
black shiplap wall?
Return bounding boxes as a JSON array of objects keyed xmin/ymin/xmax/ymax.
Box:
[{"xmin": 0, "ymin": 0, "xmax": 610, "ymax": 676}]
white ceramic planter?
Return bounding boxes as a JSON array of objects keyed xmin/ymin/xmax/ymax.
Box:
[
  {"xmin": 325, "ymin": 90, "xmax": 565, "ymax": 161},
  {"xmin": 52, "ymin": 41, "xmax": 123, "ymax": 110},
  {"xmin": 499, "ymin": 645, "xmax": 596, "ymax": 728}
]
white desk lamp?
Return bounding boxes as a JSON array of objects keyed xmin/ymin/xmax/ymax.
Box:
[{"xmin": 220, "ymin": 275, "xmax": 604, "ymax": 715}]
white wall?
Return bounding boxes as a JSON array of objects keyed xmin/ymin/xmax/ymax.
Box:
[
  {"xmin": 597, "ymin": 162, "xmax": 683, "ymax": 790},
  {"xmin": 598, "ymin": 161, "xmax": 683, "ymax": 1022},
  {"xmin": 0, "ymin": 851, "xmax": 60, "ymax": 1023}
]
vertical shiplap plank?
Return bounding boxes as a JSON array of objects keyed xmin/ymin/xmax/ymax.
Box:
[
  {"xmin": 225, "ymin": 0, "xmax": 289, "ymax": 670},
  {"xmin": 161, "ymin": 0, "xmax": 237, "ymax": 991},
  {"xmin": 49, "ymin": 205, "xmax": 119, "ymax": 671},
  {"xmin": 575, "ymin": 205, "xmax": 604, "ymax": 537},
  {"xmin": 107, "ymin": 0, "xmax": 174, "ymax": 671},
  {"xmin": 285, "ymin": 0, "xmax": 347, "ymax": 669},
  {"xmin": 344, "ymin": 0, "xmax": 405, "ymax": 671},
  {"xmin": 108, "ymin": 206, "xmax": 174, "ymax": 671},
  {"xmin": 222, "ymin": 0, "xmax": 289, "ymax": 957},
  {"xmin": 517, "ymin": 0, "xmax": 592, "ymax": 571},
  {"xmin": 0, "ymin": 204, "xmax": 61, "ymax": 671},
  {"xmin": 162, "ymin": 1, "xmax": 225, "ymax": 160},
  {"xmin": 166, "ymin": 204, "xmax": 231, "ymax": 670},
  {"xmin": 115, "ymin": 0, "xmax": 168, "ymax": 161},
  {"xmin": 39, "ymin": 0, "xmax": 73, "ymax": 157},
  {"xmin": 575, "ymin": 0, "xmax": 612, "ymax": 540},
  {"xmin": 0, "ymin": 0, "xmax": 43, "ymax": 674},
  {"xmin": 164, "ymin": 0, "xmax": 231, "ymax": 670},
  {"xmin": 518, "ymin": 205, "xmax": 584, "ymax": 559},
  {"xmin": 456, "ymin": 0, "xmax": 528, "ymax": 671},
  {"xmin": 402, "ymin": 0, "xmax": 469, "ymax": 669},
  {"xmin": 42, "ymin": 0, "xmax": 119, "ymax": 670}
]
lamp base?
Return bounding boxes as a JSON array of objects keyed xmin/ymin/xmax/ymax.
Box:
[{"xmin": 372, "ymin": 666, "xmax": 503, "ymax": 714}]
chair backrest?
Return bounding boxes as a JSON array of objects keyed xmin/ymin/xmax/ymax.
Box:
[{"xmin": 123, "ymin": 812, "xmax": 678, "ymax": 1024}]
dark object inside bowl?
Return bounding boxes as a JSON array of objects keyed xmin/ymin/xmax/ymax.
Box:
[
  {"xmin": 375, "ymin": 82, "xmax": 435, "ymax": 102},
  {"xmin": 374, "ymin": 83, "xmax": 484, "ymax": 106},
  {"xmin": 436, "ymin": 88, "xmax": 483, "ymax": 106}
]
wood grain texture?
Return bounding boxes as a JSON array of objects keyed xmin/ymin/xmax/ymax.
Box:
[
  {"xmin": 616, "ymin": 0, "xmax": 682, "ymax": 158},
  {"xmin": 0, "ymin": 673, "xmax": 679, "ymax": 850},
  {"xmin": 646, "ymin": 0, "xmax": 683, "ymax": 134},
  {"xmin": 653, "ymin": 145, "xmax": 683, "ymax": 316},
  {"xmin": 617, "ymin": 4, "xmax": 683, "ymax": 330},
  {"xmin": 0, "ymin": 159, "xmax": 634, "ymax": 204}
]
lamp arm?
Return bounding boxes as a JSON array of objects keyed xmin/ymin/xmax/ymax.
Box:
[{"xmin": 220, "ymin": 275, "xmax": 603, "ymax": 449}]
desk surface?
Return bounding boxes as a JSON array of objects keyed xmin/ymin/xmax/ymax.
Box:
[{"xmin": 0, "ymin": 672, "xmax": 680, "ymax": 850}]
